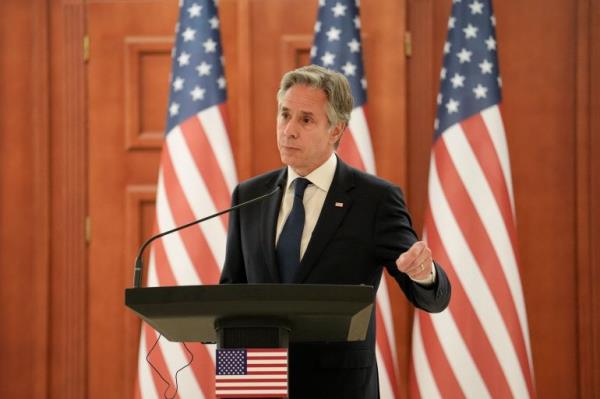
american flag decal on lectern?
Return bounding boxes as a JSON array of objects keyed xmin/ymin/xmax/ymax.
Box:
[{"xmin": 215, "ymin": 348, "xmax": 288, "ymax": 398}]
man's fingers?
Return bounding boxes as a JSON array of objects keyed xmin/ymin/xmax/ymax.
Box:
[
  {"xmin": 396, "ymin": 241, "xmax": 433, "ymax": 278},
  {"xmin": 397, "ymin": 241, "xmax": 426, "ymax": 267},
  {"xmin": 407, "ymin": 256, "xmax": 432, "ymax": 276}
]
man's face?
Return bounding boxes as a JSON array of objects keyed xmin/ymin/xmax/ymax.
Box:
[{"xmin": 277, "ymin": 84, "xmax": 343, "ymax": 176}]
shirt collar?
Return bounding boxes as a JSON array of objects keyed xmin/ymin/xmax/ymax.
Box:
[{"xmin": 285, "ymin": 153, "xmax": 337, "ymax": 193}]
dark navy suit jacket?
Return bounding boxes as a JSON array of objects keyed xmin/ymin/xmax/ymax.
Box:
[{"xmin": 220, "ymin": 158, "xmax": 451, "ymax": 398}]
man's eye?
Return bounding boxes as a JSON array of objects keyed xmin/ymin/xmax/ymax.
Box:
[{"xmin": 303, "ymin": 117, "xmax": 312, "ymax": 124}]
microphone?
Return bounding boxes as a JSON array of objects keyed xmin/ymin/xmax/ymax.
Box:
[{"xmin": 132, "ymin": 184, "xmax": 282, "ymax": 288}]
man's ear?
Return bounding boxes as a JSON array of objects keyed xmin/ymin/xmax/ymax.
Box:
[{"xmin": 330, "ymin": 123, "xmax": 346, "ymax": 144}]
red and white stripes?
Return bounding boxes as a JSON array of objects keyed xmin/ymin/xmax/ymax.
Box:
[{"xmin": 409, "ymin": 105, "xmax": 535, "ymax": 399}]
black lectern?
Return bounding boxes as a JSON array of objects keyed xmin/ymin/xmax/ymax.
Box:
[{"xmin": 125, "ymin": 284, "xmax": 374, "ymax": 348}]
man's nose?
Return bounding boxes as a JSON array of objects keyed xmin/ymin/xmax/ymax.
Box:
[{"xmin": 282, "ymin": 119, "xmax": 298, "ymax": 138}]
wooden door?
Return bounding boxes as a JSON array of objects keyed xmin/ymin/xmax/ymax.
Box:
[
  {"xmin": 87, "ymin": 1, "xmax": 176, "ymax": 397},
  {"xmin": 86, "ymin": 0, "xmax": 247, "ymax": 397}
]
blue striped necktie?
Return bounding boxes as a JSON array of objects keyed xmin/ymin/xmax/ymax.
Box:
[{"xmin": 276, "ymin": 178, "xmax": 310, "ymax": 283}]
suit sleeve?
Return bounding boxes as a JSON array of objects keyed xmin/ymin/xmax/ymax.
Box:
[
  {"xmin": 219, "ymin": 185, "xmax": 248, "ymax": 284},
  {"xmin": 374, "ymin": 185, "xmax": 451, "ymax": 313}
]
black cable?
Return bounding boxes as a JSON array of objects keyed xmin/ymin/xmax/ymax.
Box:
[
  {"xmin": 172, "ymin": 343, "xmax": 195, "ymax": 397},
  {"xmin": 145, "ymin": 333, "xmax": 195, "ymax": 399}
]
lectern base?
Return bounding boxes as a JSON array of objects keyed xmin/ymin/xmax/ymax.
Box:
[{"xmin": 216, "ymin": 317, "xmax": 291, "ymax": 348}]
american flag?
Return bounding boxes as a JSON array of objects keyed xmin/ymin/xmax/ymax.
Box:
[
  {"xmin": 310, "ymin": 1, "xmax": 400, "ymax": 398},
  {"xmin": 135, "ymin": 1, "xmax": 237, "ymax": 398},
  {"xmin": 215, "ymin": 349, "xmax": 288, "ymax": 398},
  {"xmin": 409, "ymin": 1, "xmax": 536, "ymax": 398}
]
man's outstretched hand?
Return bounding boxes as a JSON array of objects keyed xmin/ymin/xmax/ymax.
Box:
[{"xmin": 395, "ymin": 241, "xmax": 434, "ymax": 281}]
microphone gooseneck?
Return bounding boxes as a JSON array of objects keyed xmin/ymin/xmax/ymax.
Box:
[{"xmin": 132, "ymin": 185, "xmax": 282, "ymax": 288}]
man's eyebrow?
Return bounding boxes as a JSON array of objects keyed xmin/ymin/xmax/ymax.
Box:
[
  {"xmin": 279, "ymin": 106, "xmax": 315, "ymax": 117},
  {"xmin": 293, "ymin": 110, "xmax": 315, "ymax": 119}
]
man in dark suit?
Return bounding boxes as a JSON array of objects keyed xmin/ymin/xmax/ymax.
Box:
[{"xmin": 220, "ymin": 65, "xmax": 450, "ymax": 398}]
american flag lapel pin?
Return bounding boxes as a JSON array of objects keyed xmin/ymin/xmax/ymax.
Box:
[{"xmin": 335, "ymin": 202, "xmax": 344, "ymax": 208}]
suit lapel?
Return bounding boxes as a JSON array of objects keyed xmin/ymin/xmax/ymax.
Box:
[
  {"xmin": 293, "ymin": 159, "xmax": 355, "ymax": 283},
  {"xmin": 261, "ymin": 169, "xmax": 287, "ymax": 283}
]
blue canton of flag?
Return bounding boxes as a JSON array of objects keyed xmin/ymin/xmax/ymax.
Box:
[
  {"xmin": 216, "ymin": 349, "xmax": 247, "ymax": 375},
  {"xmin": 311, "ymin": 0, "xmax": 367, "ymax": 107},
  {"xmin": 436, "ymin": 0, "xmax": 501, "ymax": 137},
  {"xmin": 166, "ymin": 0, "xmax": 227, "ymax": 133}
]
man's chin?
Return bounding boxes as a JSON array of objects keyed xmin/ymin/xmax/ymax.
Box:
[{"xmin": 279, "ymin": 153, "xmax": 298, "ymax": 166}]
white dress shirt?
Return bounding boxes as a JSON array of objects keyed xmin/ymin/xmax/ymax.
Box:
[{"xmin": 275, "ymin": 153, "xmax": 435, "ymax": 285}]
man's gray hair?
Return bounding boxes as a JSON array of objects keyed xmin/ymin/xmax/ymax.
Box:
[{"xmin": 277, "ymin": 65, "xmax": 353, "ymax": 128}]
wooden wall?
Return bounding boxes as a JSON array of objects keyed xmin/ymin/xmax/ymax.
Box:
[
  {"xmin": 0, "ymin": 1, "xmax": 50, "ymax": 397},
  {"xmin": 0, "ymin": 0, "xmax": 598, "ymax": 398}
]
